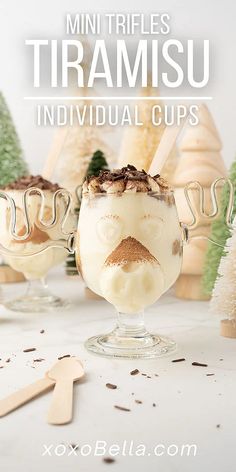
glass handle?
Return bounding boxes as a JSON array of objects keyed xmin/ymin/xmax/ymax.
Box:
[{"xmin": 181, "ymin": 177, "xmax": 234, "ymax": 248}]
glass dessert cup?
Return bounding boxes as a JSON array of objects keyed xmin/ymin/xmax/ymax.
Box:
[
  {"xmin": 5, "ymin": 266, "xmax": 67, "ymax": 313},
  {"xmin": 77, "ymin": 190, "xmax": 183, "ymax": 359},
  {"xmin": 0, "ymin": 187, "xmax": 75, "ymax": 312}
]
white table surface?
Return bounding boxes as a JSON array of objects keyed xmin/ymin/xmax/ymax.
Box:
[{"xmin": 0, "ymin": 267, "xmax": 235, "ymax": 472}]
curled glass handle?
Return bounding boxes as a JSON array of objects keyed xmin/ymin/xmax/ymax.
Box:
[
  {"xmin": 182, "ymin": 178, "xmax": 234, "ymax": 248},
  {"xmin": 0, "ymin": 188, "xmax": 75, "ymax": 257}
]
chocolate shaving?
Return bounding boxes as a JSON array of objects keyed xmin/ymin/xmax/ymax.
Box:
[
  {"xmin": 206, "ymin": 373, "xmax": 215, "ymax": 376},
  {"xmin": 58, "ymin": 354, "xmax": 71, "ymax": 360},
  {"xmin": 135, "ymin": 400, "xmax": 142, "ymax": 404},
  {"xmin": 103, "ymin": 457, "xmax": 116, "ymax": 464},
  {"xmin": 33, "ymin": 358, "xmax": 45, "ymax": 363},
  {"xmin": 114, "ymin": 405, "xmax": 131, "ymax": 412},
  {"xmin": 172, "ymin": 358, "xmax": 186, "ymax": 363},
  {"xmin": 106, "ymin": 383, "xmax": 117, "ymax": 390},
  {"xmin": 5, "ymin": 358, "xmax": 11, "ymax": 363},
  {"xmin": 40, "ymin": 330, "xmax": 45, "ymax": 334},
  {"xmin": 153, "ymin": 403, "xmax": 156, "ymax": 407},
  {"xmin": 192, "ymin": 362, "xmax": 208, "ymax": 367},
  {"xmin": 130, "ymin": 369, "xmax": 139, "ymax": 376},
  {"xmin": 23, "ymin": 348, "xmax": 36, "ymax": 353}
]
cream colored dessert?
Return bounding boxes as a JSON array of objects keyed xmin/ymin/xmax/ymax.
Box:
[
  {"xmin": 77, "ymin": 165, "xmax": 182, "ymax": 313},
  {"xmin": 0, "ymin": 175, "xmax": 75, "ymax": 280}
]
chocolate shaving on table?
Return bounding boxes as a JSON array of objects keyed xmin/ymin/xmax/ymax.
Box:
[
  {"xmin": 5, "ymin": 358, "xmax": 11, "ymax": 363},
  {"xmin": 192, "ymin": 362, "xmax": 208, "ymax": 367},
  {"xmin": 33, "ymin": 358, "xmax": 45, "ymax": 363},
  {"xmin": 206, "ymin": 373, "xmax": 215, "ymax": 376},
  {"xmin": 114, "ymin": 405, "xmax": 131, "ymax": 412},
  {"xmin": 130, "ymin": 369, "xmax": 139, "ymax": 376},
  {"xmin": 23, "ymin": 348, "xmax": 36, "ymax": 353},
  {"xmin": 40, "ymin": 330, "xmax": 45, "ymax": 334},
  {"xmin": 106, "ymin": 383, "xmax": 117, "ymax": 390},
  {"xmin": 58, "ymin": 354, "xmax": 71, "ymax": 360},
  {"xmin": 172, "ymin": 358, "xmax": 186, "ymax": 363},
  {"xmin": 135, "ymin": 400, "xmax": 142, "ymax": 404},
  {"xmin": 103, "ymin": 457, "xmax": 116, "ymax": 464},
  {"xmin": 2, "ymin": 175, "xmax": 61, "ymax": 191},
  {"xmin": 153, "ymin": 403, "xmax": 156, "ymax": 407}
]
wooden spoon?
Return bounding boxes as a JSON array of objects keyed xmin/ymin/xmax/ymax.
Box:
[
  {"xmin": 0, "ymin": 375, "xmax": 55, "ymax": 417},
  {"xmin": 47, "ymin": 357, "xmax": 84, "ymax": 425}
]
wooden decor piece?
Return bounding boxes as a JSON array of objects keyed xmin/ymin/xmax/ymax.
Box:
[
  {"xmin": 175, "ymin": 274, "xmax": 210, "ymax": 301},
  {"xmin": 220, "ymin": 319, "xmax": 236, "ymax": 338},
  {"xmin": 173, "ymin": 105, "xmax": 227, "ymax": 300},
  {"xmin": 42, "ymin": 127, "xmax": 69, "ymax": 181},
  {"xmin": 0, "ymin": 265, "xmax": 25, "ymax": 283}
]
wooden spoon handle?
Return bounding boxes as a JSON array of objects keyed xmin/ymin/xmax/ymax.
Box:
[
  {"xmin": 47, "ymin": 379, "xmax": 74, "ymax": 425},
  {"xmin": 0, "ymin": 377, "xmax": 55, "ymax": 417}
]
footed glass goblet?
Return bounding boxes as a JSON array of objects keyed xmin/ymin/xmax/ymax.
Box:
[
  {"xmin": 0, "ymin": 188, "xmax": 75, "ymax": 312},
  {"xmin": 77, "ymin": 190, "xmax": 183, "ymax": 359}
]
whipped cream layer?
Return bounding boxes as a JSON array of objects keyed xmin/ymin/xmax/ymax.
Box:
[
  {"xmin": 78, "ymin": 179, "xmax": 182, "ymax": 313},
  {"xmin": 0, "ymin": 177, "xmax": 75, "ymax": 280}
]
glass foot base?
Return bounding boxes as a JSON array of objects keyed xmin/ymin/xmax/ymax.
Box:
[
  {"xmin": 85, "ymin": 331, "xmax": 176, "ymax": 359},
  {"xmin": 5, "ymin": 294, "xmax": 68, "ymax": 313}
]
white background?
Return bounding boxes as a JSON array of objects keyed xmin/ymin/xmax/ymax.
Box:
[{"xmin": 0, "ymin": 0, "xmax": 235, "ymax": 173}]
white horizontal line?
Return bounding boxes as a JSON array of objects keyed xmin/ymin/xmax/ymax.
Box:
[{"xmin": 24, "ymin": 96, "xmax": 213, "ymax": 101}]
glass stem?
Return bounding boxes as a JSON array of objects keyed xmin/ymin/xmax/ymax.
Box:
[
  {"xmin": 115, "ymin": 311, "xmax": 148, "ymax": 338},
  {"xmin": 25, "ymin": 277, "xmax": 49, "ymax": 298}
]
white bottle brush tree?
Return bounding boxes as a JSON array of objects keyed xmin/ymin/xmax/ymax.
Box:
[
  {"xmin": 0, "ymin": 92, "xmax": 28, "ymax": 269},
  {"xmin": 211, "ymin": 216, "xmax": 236, "ymax": 338}
]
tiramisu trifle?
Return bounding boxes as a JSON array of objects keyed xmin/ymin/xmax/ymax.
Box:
[
  {"xmin": 77, "ymin": 165, "xmax": 183, "ymax": 358},
  {"xmin": 0, "ymin": 175, "xmax": 75, "ymax": 312}
]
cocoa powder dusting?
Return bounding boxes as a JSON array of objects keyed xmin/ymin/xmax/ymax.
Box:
[
  {"xmin": 14, "ymin": 224, "xmax": 50, "ymax": 245},
  {"xmin": 105, "ymin": 237, "xmax": 158, "ymax": 266}
]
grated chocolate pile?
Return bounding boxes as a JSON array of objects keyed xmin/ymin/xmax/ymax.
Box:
[
  {"xmin": 83, "ymin": 165, "xmax": 171, "ymax": 195},
  {"xmin": 2, "ymin": 175, "xmax": 61, "ymax": 192}
]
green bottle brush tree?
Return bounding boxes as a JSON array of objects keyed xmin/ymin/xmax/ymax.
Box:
[
  {"xmin": 0, "ymin": 92, "xmax": 28, "ymax": 275},
  {"xmin": 0, "ymin": 92, "xmax": 28, "ymax": 187}
]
